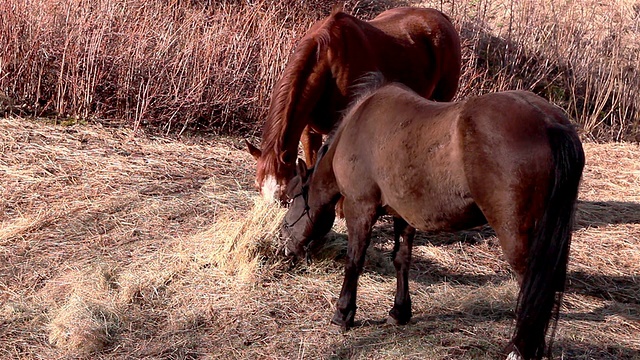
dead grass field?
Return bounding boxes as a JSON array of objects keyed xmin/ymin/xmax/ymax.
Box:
[{"xmin": 1, "ymin": 116, "xmax": 638, "ymax": 359}]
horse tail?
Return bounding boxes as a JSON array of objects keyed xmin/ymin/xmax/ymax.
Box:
[{"xmin": 512, "ymin": 123, "xmax": 585, "ymax": 359}]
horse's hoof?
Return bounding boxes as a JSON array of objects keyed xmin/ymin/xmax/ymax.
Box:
[
  {"xmin": 386, "ymin": 314, "xmax": 411, "ymax": 326},
  {"xmin": 331, "ymin": 309, "xmax": 355, "ymax": 331},
  {"xmin": 330, "ymin": 316, "xmax": 350, "ymax": 331},
  {"xmin": 388, "ymin": 306, "xmax": 411, "ymax": 325},
  {"xmin": 386, "ymin": 315, "xmax": 400, "ymax": 325}
]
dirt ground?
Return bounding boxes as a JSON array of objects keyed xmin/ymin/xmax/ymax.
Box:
[{"xmin": 1, "ymin": 117, "xmax": 639, "ymax": 359}]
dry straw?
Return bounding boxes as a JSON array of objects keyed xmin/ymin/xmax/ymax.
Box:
[
  {"xmin": 1, "ymin": 116, "xmax": 639, "ymax": 358},
  {"xmin": 47, "ymin": 295, "xmax": 118, "ymax": 356},
  {"xmin": 199, "ymin": 197, "xmax": 288, "ymax": 282}
]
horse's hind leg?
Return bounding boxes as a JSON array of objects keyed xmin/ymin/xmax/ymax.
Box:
[
  {"xmin": 493, "ymin": 226, "xmax": 529, "ymax": 284},
  {"xmin": 332, "ymin": 198, "xmax": 378, "ymax": 330},
  {"xmin": 388, "ymin": 217, "xmax": 415, "ymax": 325}
]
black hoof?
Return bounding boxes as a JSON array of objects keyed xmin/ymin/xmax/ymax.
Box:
[
  {"xmin": 388, "ymin": 305, "xmax": 412, "ymax": 325},
  {"xmin": 331, "ymin": 308, "xmax": 356, "ymax": 331}
]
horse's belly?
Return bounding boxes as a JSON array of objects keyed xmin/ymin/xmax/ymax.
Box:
[
  {"xmin": 390, "ymin": 194, "xmax": 486, "ymax": 232},
  {"xmin": 381, "ymin": 178, "xmax": 487, "ymax": 232}
]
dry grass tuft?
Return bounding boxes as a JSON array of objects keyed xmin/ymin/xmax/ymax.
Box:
[
  {"xmin": 35, "ymin": 264, "xmax": 121, "ymax": 355},
  {"xmin": 48, "ymin": 295, "xmax": 118, "ymax": 356},
  {"xmin": 197, "ymin": 198, "xmax": 287, "ymax": 282}
]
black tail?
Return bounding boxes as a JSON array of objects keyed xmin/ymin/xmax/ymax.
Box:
[{"xmin": 512, "ymin": 123, "xmax": 585, "ymax": 359}]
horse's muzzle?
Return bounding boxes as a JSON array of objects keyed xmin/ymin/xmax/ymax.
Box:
[{"xmin": 279, "ymin": 223, "xmax": 313, "ymax": 265}]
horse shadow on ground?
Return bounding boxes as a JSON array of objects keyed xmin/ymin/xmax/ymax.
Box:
[
  {"xmin": 327, "ymin": 328, "xmax": 640, "ymax": 360},
  {"xmin": 575, "ymin": 200, "xmax": 640, "ymax": 228},
  {"xmin": 313, "ymin": 198, "xmax": 640, "ymax": 328}
]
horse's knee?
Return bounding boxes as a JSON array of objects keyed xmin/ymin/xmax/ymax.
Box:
[
  {"xmin": 505, "ymin": 253, "xmax": 527, "ymax": 285},
  {"xmin": 335, "ymin": 196, "xmax": 345, "ymax": 218},
  {"xmin": 495, "ymin": 232, "xmax": 528, "ymax": 284},
  {"xmin": 300, "ymin": 128, "xmax": 323, "ymax": 165}
]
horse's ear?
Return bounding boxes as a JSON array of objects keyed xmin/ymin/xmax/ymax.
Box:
[
  {"xmin": 296, "ymin": 159, "xmax": 308, "ymax": 178},
  {"xmin": 245, "ymin": 140, "xmax": 262, "ymax": 160}
]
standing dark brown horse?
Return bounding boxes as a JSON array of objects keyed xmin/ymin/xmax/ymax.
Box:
[
  {"xmin": 246, "ymin": 6, "xmax": 461, "ymax": 203},
  {"xmin": 280, "ymin": 82, "xmax": 585, "ymax": 360}
]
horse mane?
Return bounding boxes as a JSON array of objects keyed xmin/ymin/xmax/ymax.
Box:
[
  {"xmin": 334, "ymin": 71, "xmax": 388, "ymax": 132},
  {"xmin": 260, "ymin": 6, "xmax": 344, "ymax": 174},
  {"xmin": 348, "ymin": 71, "xmax": 387, "ymax": 106},
  {"xmin": 309, "ymin": 71, "xmax": 388, "ymax": 172}
]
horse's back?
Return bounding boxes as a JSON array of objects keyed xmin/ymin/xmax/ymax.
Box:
[
  {"xmin": 332, "ymin": 86, "xmax": 576, "ymax": 232},
  {"xmin": 457, "ymin": 91, "xmax": 575, "ymax": 234},
  {"xmin": 333, "ymin": 85, "xmax": 480, "ymax": 230},
  {"xmin": 458, "ymin": 90, "xmax": 569, "ymax": 201},
  {"xmin": 369, "ymin": 7, "xmax": 461, "ymax": 101}
]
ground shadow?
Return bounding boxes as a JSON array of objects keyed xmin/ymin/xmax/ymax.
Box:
[
  {"xmin": 566, "ymin": 271, "xmax": 640, "ymax": 306},
  {"xmin": 325, "ymin": 307, "xmax": 640, "ymax": 359},
  {"xmin": 323, "ymin": 292, "xmax": 639, "ymax": 359},
  {"xmin": 310, "ymin": 206, "xmax": 639, "ymax": 320},
  {"xmin": 552, "ymin": 342, "xmax": 640, "ymax": 360},
  {"xmin": 576, "ymin": 200, "xmax": 640, "ymax": 228},
  {"xmin": 327, "ymin": 329, "xmax": 640, "ymax": 359}
]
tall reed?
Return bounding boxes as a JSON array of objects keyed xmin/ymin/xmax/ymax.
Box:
[{"xmin": 1, "ymin": 0, "xmax": 638, "ymax": 140}]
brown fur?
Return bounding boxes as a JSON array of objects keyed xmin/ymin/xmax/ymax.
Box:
[
  {"xmin": 248, "ymin": 7, "xmax": 462, "ymax": 202},
  {"xmin": 281, "ymin": 84, "xmax": 585, "ymax": 360}
]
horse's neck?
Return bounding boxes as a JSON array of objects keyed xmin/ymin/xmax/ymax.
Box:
[
  {"xmin": 261, "ymin": 41, "xmax": 332, "ymax": 169},
  {"xmin": 308, "ymin": 145, "xmax": 340, "ymax": 210}
]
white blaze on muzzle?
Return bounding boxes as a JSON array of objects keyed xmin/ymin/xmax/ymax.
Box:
[
  {"xmin": 506, "ymin": 351, "xmax": 523, "ymax": 360},
  {"xmin": 261, "ymin": 175, "xmax": 285, "ymax": 203}
]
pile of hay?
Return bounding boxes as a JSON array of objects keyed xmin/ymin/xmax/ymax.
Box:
[
  {"xmin": 48, "ymin": 296, "xmax": 118, "ymax": 356},
  {"xmin": 196, "ymin": 198, "xmax": 289, "ymax": 281}
]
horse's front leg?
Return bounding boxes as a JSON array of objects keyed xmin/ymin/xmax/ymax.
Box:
[
  {"xmin": 388, "ymin": 217, "xmax": 415, "ymax": 325},
  {"xmin": 331, "ymin": 199, "xmax": 378, "ymax": 330},
  {"xmin": 300, "ymin": 126, "xmax": 323, "ymax": 167}
]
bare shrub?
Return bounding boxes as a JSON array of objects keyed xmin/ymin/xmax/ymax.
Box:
[
  {"xmin": 0, "ymin": 0, "xmax": 323, "ymax": 132},
  {"xmin": 0, "ymin": 0, "xmax": 638, "ymax": 138},
  {"xmin": 419, "ymin": 0, "xmax": 640, "ymax": 141}
]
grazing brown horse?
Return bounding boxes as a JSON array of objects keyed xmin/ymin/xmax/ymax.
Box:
[
  {"xmin": 246, "ymin": 6, "xmax": 461, "ymax": 203},
  {"xmin": 280, "ymin": 81, "xmax": 585, "ymax": 360}
]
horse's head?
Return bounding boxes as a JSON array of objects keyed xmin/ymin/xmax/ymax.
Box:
[
  {"xmin": 246, "ymin": 140, "xmax": 295, "ymax": 205},
  {"xmin": 280, "ymin": 159, "xmax": 338, "ymax": 263},
  {"xmin": 280, "ymin": 160, "xmax": 314, "ymax": 260}
]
